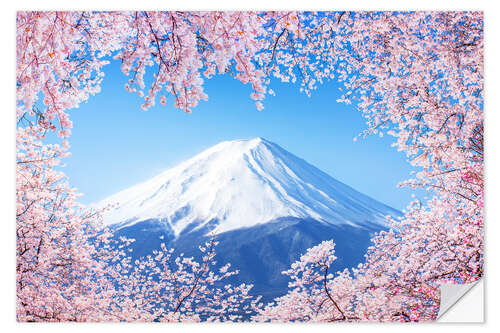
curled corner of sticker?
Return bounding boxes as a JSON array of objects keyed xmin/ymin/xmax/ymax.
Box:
[{"xmin": 437, "ymin": 279, "xmax": 483, "ymax": 321}]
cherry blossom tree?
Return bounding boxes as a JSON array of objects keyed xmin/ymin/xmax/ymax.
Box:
[
  {"xmin": 16, "ymin": 11, "xmax": 483, "ymax": 322},
  {"xmin": 253, "ymin": 241, "xmax": 361, "ymax": 322},
  {"xmin": 16, "ymin": 11, "xmax": 297, "ymax": 129},
  {"xmin": 105, "ymin": 239, "xmax": 259, "ymax": 322}
]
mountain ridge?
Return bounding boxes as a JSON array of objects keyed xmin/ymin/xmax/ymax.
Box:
[{"xmin": 94, "ymin": 138, "xmax": 400, "ymax": 236}]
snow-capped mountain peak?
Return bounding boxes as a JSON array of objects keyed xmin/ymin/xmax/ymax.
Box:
[{"xmin": 94, "ymin": 138, "xmax": 400, "ymax": 235}]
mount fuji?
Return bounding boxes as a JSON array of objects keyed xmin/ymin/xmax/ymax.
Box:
[{"xmin": 95, "ymin": 138, "xmax": 401, "ymax": 301}]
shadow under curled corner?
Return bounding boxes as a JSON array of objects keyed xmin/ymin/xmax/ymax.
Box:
[{"xmin": 437, "ymin": 279, "xmax": 484, "ymax": 322}]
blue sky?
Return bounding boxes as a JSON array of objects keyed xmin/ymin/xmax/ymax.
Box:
[{"xmin": 58, "ymin": 60, "xmax": 426, "ymax": 211}]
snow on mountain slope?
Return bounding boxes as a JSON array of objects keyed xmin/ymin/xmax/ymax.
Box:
[{"xmin": 94, "ymin": 138, "xmax": 400, "ymax": 235}]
